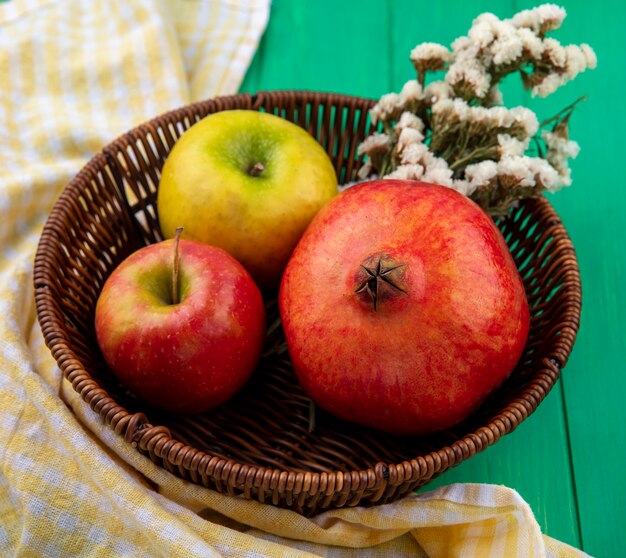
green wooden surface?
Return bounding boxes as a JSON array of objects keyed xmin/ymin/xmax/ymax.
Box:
[{"xmin": 241, "ymin": 1, "xmax": 625, "ymax": 556}]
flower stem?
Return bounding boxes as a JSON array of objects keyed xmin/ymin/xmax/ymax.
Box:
[
  {"xmin": 539, "ymin": 96, "xmax": 587, "ymax": 128},
  {"xmin": 417, "ymin": 69, "xmax": 426, "ymax": 87},
  {"xmin": 449, "ymin": 146, "xmax": 495, "ymax": 171}
]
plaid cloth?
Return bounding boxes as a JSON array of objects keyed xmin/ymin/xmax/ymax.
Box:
[{"xmin": 0, "ymin": 1, "xmax": 590, "ymax": 556}]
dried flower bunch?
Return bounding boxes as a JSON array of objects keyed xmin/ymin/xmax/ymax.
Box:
[{"xmin": 357, "ymin": 4, "xmax": 596, "ymax": 215}]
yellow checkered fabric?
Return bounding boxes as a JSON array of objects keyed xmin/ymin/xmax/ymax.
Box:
[{"xmin": 0, "ymin": 1, "xmax": 590, "ymax": 556}]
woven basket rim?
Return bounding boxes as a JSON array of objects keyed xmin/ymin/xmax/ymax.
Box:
[{"xmin": 33, "ymin": 90, "xmax": 582, "ymax": 505}]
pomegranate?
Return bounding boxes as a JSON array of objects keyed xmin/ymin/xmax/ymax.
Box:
[{"xmin": 279, "ymin": 180, "xmax": 529, "ymax": 436}]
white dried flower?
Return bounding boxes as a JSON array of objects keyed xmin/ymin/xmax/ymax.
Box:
[
  {"xmin": 509, "ymin": 106, "xmax": 539, "ymax": 137},
  {"xmin": 472, "ymin": 12, "xmax": 501, "ymax": 27},
  {"xmin": 357, "ymin": 133, "xmax": 391, "ymax": 157},
  {"xmin": 485, "ymin": 85, "xmax": 504, "ymax": 106},
  {"xmin": 431, "ymin": 98, "xmax": 452, "ymax": 118},
  {"xmin": 497, "ymin": 155, "xmax": 536, "ymax": 187},
  {"xmin": 410, "ymin": 42, "xmax": 452, "ymax": 71},
  {"xmin": 490, "ymin": 23, "xmax": 524, "ymax": 65},
  {"xmin": 559, "ymin": 167, "xmax": 573, "ymax": 187},
  {"xmin": 517, "ymin": 27, "xmax": 544, "ymax": 58},
  {"xmin": 451, "ymin": 179, "xmax": 475, "ymax": 197},
  {"xmin": 395, "ymin": 111, "xmax": 425, "ymax": 132},
  {"xmin": 511, "ymin": 4, "xmax": 566, "ymax": 34},
  {"xmin": 465, "ymin": 159, "xmax": 499, "ymax": 193},
  {"xmin": 369, "ymin": 92, "xmax": 402, "ymax": 124},
  {"xmin": 543, "ymin": 38, "xmax": 567, "ymax": 67},
  {"xmin": 384, "ymin": 164, "xmax": 425, "ymax": 181},
  {"xmin": 486, "ymin": 106, "xmax": 514, "ymax": 128},
  {"xmin": 542, "ymin": 129, "xmax": 580, "ymax": 175},
  {"xmin": 399, "ymin": 142, "xmax": 430, "ymax": 165},
  {"xmin": 491, "ymin": 37, "xmax": 523, "ymax": 65},
  {"xmin": 466, "ymin": 105, "xmax": 490, "ymax": 124},
  {"xmin": 468, "ymin": 14, "xmax": 498, "ymax": 48},
  {"xmin": 580, "ymin": 43, "xmax": 598, "ymax": 69},
  {"xmin": 423, "ymin": 80, "xmax": 454, "ymax": 105},
  {"xmin": 427, "ymin": 153, "xmax": 451, "ymax": 170},
  {"xmin": 451, "ymin": 36, "xmax": 472, "ymax": 53},
  {"xmin": 357, "ymin": 160, "xmax": 373, "ymax": 180},
  {"xmin": 399, "ymin": 79, "xmax": 424, "ymax": 104},
  {"xmin": 562, "ymin": 138, "xmax": 581, "ymax": 159},
  {"xmin": 423, "ymin": 166, "xmax": 454, "ymax": 187},
  {"xmin": 564, "ymin": 44, "xmax": 588, "ymax": 79},
  {"xmin": 542, "ymin": 130, "xmax": 580, "ymax": 158},
  {"xmin": 532, "ymin": 72, "xmax": 563, "ymax": 97},
  {"xmin": 530, "ymin": 42, "xmax": 595, "ymax": 97},
  {"xmin": 498, "ymin": 134, "xmax": 527, "ymax": 157},
  {"xmin": 364, "ymin": 3, "xmax": 593, "ymax": 214},
  {"xmin": 451, "ymin": 98, "xmax": 471, "ymax": 120},
  {"xmin": 396, "ymin": 127, "xmax": 425, "ymax": 151},
  {"xmin": 528, "ymin": 156, "xmax": 561, "ymax": 192},
  {"xmin": 476, "ymin": 12, "xmax": 502, "ymax": 23},
  {"xmin": 446, "ymin": 48, "xmax": 492, "ymax": 98},
  {"xmin": 432, "ymin": 98, "xmax": 470, "ymax": 122}
]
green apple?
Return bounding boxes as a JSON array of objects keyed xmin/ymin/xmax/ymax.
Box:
[{"xmin": 157, "ymin": 110, "xmax": 338, "ymax": 289}]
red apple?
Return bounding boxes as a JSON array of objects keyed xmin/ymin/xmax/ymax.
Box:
[
  {"xmin": 95, "ymin": 235, "xmax": 266, "ymax": 414},
  {"xmin": 279, "ymin": 179, "xmax": 530, "ymax": 436}
]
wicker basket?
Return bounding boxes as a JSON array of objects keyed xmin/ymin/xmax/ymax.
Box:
[{"xmin": 34, "ymin": 90, "xmax": 581, "ymax": 516}]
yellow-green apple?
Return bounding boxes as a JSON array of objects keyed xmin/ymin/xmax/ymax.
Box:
[
  {"xmin": 157, "ymin": 110, "xmax": 338, "ymax": 290},
  {"xmin": 279, "ymin": 179, "xmax": 530, "ymax": 436},
  {"xmin": 94, "ymin": 234, "xmax": 266, "ymax": 414}
]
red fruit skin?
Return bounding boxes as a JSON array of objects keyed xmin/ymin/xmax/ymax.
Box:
[
  {"xmin": 95, "ymin": 239, "xmax": 266, "ymax": 414},
  {"xmin": 279, "ymin": 180, "xmax": 530, "ymax": 436}
]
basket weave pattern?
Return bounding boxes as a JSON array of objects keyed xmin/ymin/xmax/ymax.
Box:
[{"xmin": 34, "ymin": 91, "xmax": 581, "ymax": 515}]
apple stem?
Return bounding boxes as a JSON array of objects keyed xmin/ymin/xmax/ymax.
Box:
[
  {"xmin": 248, "ymin": 162, "xmax": 265, "ymax": 177},
  {"xmin": 172, "ymin": 227, "xmax": 183, "ymax": 305}
]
